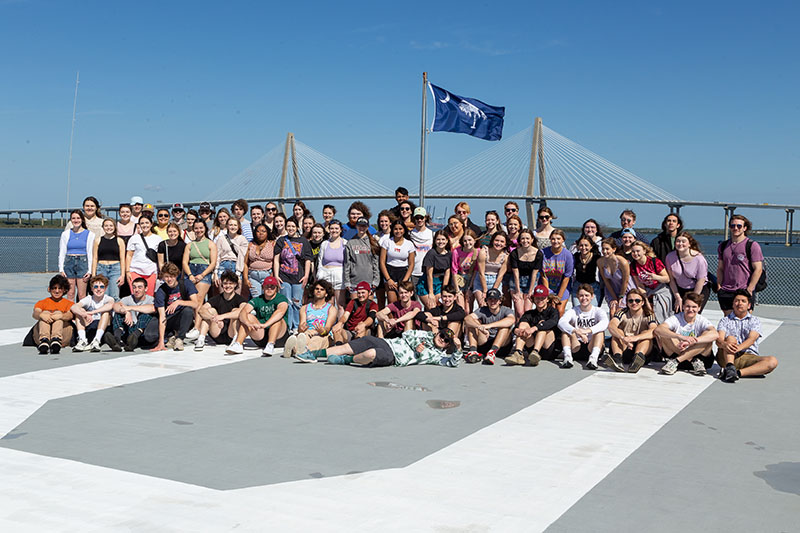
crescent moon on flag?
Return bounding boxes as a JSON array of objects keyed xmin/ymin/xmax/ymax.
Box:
[{"xmin": 439, "ymin": 92, "xmax": 450, "ymax": 103}]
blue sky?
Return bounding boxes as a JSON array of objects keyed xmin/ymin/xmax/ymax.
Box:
[{"xmin": 1, "ymin": 0, "xmax": 798, "ymax": 230}]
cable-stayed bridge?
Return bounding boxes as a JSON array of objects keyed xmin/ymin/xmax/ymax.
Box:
[{"xmin": 2, "ymin": 118, "xmax": 797, "ymax": 243}]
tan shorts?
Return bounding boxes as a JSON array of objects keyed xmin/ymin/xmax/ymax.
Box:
[{"xmin": 734, "ymin": 352, "xmax": 761, "ymax": 370}]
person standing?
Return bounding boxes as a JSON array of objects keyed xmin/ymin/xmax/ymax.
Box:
[
  {"xmin": 91, "ymin": 218, "xmax": 126, "ymax": 300},
  {"xmin": 716, "ymin": 214, "xmax": 764, "ymax": 315},
  {"xmin": 59, "ymin": 210, "xmax": 95, "ymax": 301},
  {"xmin": 273, "ymin": 218, "xmax": 313, "ymax": 332},
  {"xmin": 650, "ymin": 213, "xmax": 683, "ymax": 262}
]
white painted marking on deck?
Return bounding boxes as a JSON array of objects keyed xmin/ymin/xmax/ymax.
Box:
[
  {"xmin": 0, "ymin": 327, "xmax": 29, "ymax": 346},
  {"xmin": 0, "ymin": 315, "xmax": 784, "ymax": 531}
]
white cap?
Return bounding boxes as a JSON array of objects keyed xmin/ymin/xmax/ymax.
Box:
[{"xmin": 130, "ymin": 196, "xmax": 144, "ymax": 205}]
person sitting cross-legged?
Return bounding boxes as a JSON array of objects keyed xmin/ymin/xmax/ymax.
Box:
[
  {"xmin": 715, "ymin": 289, "xmax": 778, "ymax": 383},
  {"xmin": 194, "ymin": 270, "xmax": 247, "ymax": 352},
  {"xmin": 283, "ymin": 279, "xmax": 338, "ymax": 359},
  {"xmin": 603, "ymin": 287, "xmax": 657, "ymax": 373},
  {"xmin": 375, "ymin": 280, "xmax": 422, "ymax": 339},
  {"xmin": 331, "ymin": 281, "xmax": 378, "ymax": 345},
  {"xmin": 151, "ymin": 263, "xmax": 199, "ymax": 352},
  {"xmin": 71, "ymin": 274, "xmax": 115, "ymax": 352},
  {"xmin": 655, "ymin": 292, "xmax": 716, "ymax": 376},
  {"xmin": 463, "ymin": 287, "xmax": 515, "ymax": 365},
  {"xmin": 505, "ymin": 285, "xmax": 560, "ymax": 367},
  {"xmin": 416, "ymin": 285, "xmax": 466, "ymax": 342},
  {"xmin": 110, "ymin": 276, "xmax": 157, "ymax": 351},
  {"xmin": 294, "ymin": 328, "xmax": 460, "ymax": 367},
  {"xmin": 227, "ymin": 276, "xmax": 289, "ymax": 356},
  {"xmin": 31, "ymin": 274, "xmax": 75, "ymax": 355}
]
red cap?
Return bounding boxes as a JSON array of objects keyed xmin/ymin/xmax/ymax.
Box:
[
  {"xmin": 356, "ymin": 281, "xmax": 372, "ymax": 292},
  {"xmin": 262, "ymin": 276, "xmax": 280, "ymax": 287},
  {"xmin": 533, "ymin": 284, "xmax": 549, "ymax": 298}
]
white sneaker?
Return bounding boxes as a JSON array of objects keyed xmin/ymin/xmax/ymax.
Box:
[
  {"xmin": 295, "ymin": 333, "xmax": 308, "ymax": 357},
  {"xmin": 89, "ymin": 339, "xmax": 102, "ymax": 353},
  {"xmin": 185, "ymin": 328, "xmax": 200, "ymax": 341},
  {"xmin": 173, "ymin": 338, "xmax": 184, "ymax": 351},
  {"xmin": 194, "ymin": 337, "xmax": 205, "ymax": 352},
  {"xmin": 73, "ymin": 339, "xmax": 90, "ymax": 352},
  {"xmin": 261, "ymin": 343, "xmax": 275, "ymax": 357},
  {"xmin": 226, "ymin": 342, "xmax": 243, "ymax": 355},
  {"xmin": 283, "ymin": 335, "xmax": 297, "ymax": 358}
]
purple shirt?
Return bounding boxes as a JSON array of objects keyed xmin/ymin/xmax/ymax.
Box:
[
  {"xmin": 718, "ymin": 238, "xmax": 763, "ymax": 291},
  {"xmin": 666, "ymin": 251, "xmax": 708, "ymax": 290},
  {"xmin": 542, "ymin": 247, "xmax": 574, "ymax": 298}
]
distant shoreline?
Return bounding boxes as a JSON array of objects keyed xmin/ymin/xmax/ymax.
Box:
[{"xmin": 0, "ymin": 219, "xmax": 795, "ymax": 238}]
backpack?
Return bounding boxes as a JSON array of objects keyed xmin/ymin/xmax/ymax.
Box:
[{"xmin": 718, "ymin": 239, "xmax": 767, "ymax": 292}]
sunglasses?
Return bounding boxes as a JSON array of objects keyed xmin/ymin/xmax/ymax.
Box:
[
  {"xmin": 400, "ymin": 207, "xmax": 411, "ymax": 211},
  {"xmin": 621, "ymin": 217, "xmax": 634, "ymax": 222},
  {"xmin": 538, "ymin": 215, "xmax": 550, "ymax": 220},
  {"xmin": 627, "ymin": 298, "xmax": 643, "ymax": 303},
  {"xmin": 505, "ymin": 208, "xmax": 518, "ymax": 212},
  {"xmin": 413, "ymin": 216, "xmax": 425, "ymax": 220},
  {"xmin": 456, "ymin": 210, "xmax": 468, "ymax": 215},
  {"xmin": 92, "ymin": 284, "xmax": 106, "ymax": 289},
  {"xmin": 729, "ymin": 223, "xmax": 744, "ymax": 229},
  {"xmin": 157, "ymin": 214, "xmax": 170, "ymax": 218}
]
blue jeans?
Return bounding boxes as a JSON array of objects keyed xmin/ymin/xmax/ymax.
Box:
[
  {"xmin": 64, "ymin": 255, "xmax": 88, "ymax": 278},
  {"xmin": 571, "ymin": 280, "xmax": 603, "ymax": 308},
  {"xmin": 96, "ymin": 262, "xmax": 121, "ymax": 300},
  {"xmin": 248, "ymin": 269, "xmax": 271, "ymax": 298},
  {"xmin": 218, "ymin": 260, "xmax": 238, "ymax": 278},
  {"xmin": 280, "ymin": 282, "xmax": 303, "ymax": 330}
]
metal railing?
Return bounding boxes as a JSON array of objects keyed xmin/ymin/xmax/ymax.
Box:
[{"xmin": 0, "ymin": 237, "xmax": 798, "ymax": 307}]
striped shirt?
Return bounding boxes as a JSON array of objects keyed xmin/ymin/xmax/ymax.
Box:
[{"xmin": 717, "ymin": 313, "xmax": 762, "ymax": 355}]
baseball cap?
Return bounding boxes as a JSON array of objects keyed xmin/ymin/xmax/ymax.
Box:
[
  {"xmin": 621, "ymin": 228, "xmax": 635, "ymax": 236},
  {"xmin": 130, "ymin": 196, "xmax": 144, "ymax": 205},
  {"xmin": 171, "ymin": 203, "xmax": 185, "ymax": 211},
  {"xmin": 413, "ymin": 207, "xmax": 427, "ymax": 218},
  {"xmin": 199, "ymin": 201, "xmax": 212, "ymax": 211},
  {"xmin": 142, "ymin": 203, "xmax": 154, "ymax": 212},
  {"xmin": 262, "ymin": 276, "xmax": 280, "ymax": 287},
  {"xmin": 356, "ymin": 281, "xmax": 372, "ymax": 292},
  {"xmin": 356, "ymin": 217, "xmax": 369, "ymax": 226},
  {"xmin": 486, "ymin": 288, "xmax": 502, "ymax": 300},
  {"xmin": 533, "ymin": 285, "xmax": 549, "ymax": 298}
]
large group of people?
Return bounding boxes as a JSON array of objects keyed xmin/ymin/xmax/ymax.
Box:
[{"xmin": 30, "ymin": 188, "xmax": 777, "ymax": 381}]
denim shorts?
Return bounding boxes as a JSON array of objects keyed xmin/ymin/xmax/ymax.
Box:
[
  {"xmin": 472, "ymin": 273, "xmax": 498, "ymax": 293},
  {"xmin": 248, "ymin": 269, "xmax": 271, "ymax": 298},
  {"xmin": 417, "ymin": 275, "xmax": 444, "ymax": 296},
  {"xmin": 189, "ymin": 262, "xmax": 212, "ymax": 285},
  {"xmin": 217, "ymin": 260, "xmax": 238, "ymax": 278},
  {"xmin": 64, "ymin": 255, "xmax": 88, "ymax": 278}
]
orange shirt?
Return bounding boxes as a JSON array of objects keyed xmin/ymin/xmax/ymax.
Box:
[{"xmin": 35, "ymin": 297, "xmax": 74, "ymax": 313}]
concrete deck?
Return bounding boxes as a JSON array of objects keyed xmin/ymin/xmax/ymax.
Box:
[{"xmin": 0, "ymin": 274, "xmax": 797, "ymax": 531}]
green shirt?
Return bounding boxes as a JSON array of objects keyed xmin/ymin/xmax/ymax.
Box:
[{"xmin": 249, "ymin": 293, "xmax": 290, "ymax": 325}]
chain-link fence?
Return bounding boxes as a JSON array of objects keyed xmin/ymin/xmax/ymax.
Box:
[{"xmin": 0, "ymin": 237, "xmax": 798, "ymax": 306}]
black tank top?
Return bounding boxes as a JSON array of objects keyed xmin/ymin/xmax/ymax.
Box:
[{"xmin": 97, "ymin": 236, "xmax": 120, "ymax": 261}]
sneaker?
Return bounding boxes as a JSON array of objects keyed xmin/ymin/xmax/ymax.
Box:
[
  {"xmin": 226, "ymin": 342, "xmax": 243, "ymax": 355},
  {"xmin": 293, "ymin": 350, "xmax": 317, "ymax": 363},
  {"xmin": 690, "ymin": 358, "xmax": 706, "ymax": 376},
  {"xmin": 465, "ymin": 351, "xmax": 482, "ymax": 364},
  {"xmin": 103, "ymin": 331, "xmax": 122, "ymax": 352},
  {"xmin": 628, "ymin": 353, "xmax": 646, "ymax": 374},
  {"xmin": 125, "ymin": 329, "xmax": 142, "ymax": 352},
  {"xmin": 483, "ymin": 349, "xmax": 497, "ymax": 365},
  {"xmin": 173, "ymin": 338, "xmax": 184, "ymax": 351},
  {"xmin": 527, "ymin": 349, "xmax": 541, "ymax": 367},
  {"xmin": 166, "ymin": 336, "xmax": 176, "ymax": 350},
  {"xmin": 49, "ymin": 339, "xmax": 62, "ymax": 354},
  {"xmin": 585, "ymin": 360, "xmax": 598, "ymax": 370},
  {"xmin": 722, "ymin": 363, "xmax": 739, "ymax": 383},
  {"xmin": 89, "ymin": 339, "xmax": 102, "ymax": 353},
  {"xmin": 327, "ymin": 354, "xmax": 349, "ymax": 365},
  {"xmin": 603, "ymin": 353, "xmax": 625, "ymax": 373},
  {"xmin": 73, "ymin": 338, "xmax": 90, "ymax": 352},
  {"xmin": 38, "ymin": 338, "xmax": 50, "ymax": 355},
  {"xmin": 194, "ymin": 337, "xmax": 205, "ymax": 352},
  {"xmin": 505, "ymin": 350, "xmax": 525, "ymax": 366},
  {"xmin": 282, "ymin": 335, "xmax": 297, "ymax": 358},
  {"xmin": 660, "ymin": 358, "xmax": 679, "ymax": 375},
  {"xmin": 560, "ymin": 359, "xmax": 574, "ymax": 369},
  {"xmin": 185, "ymin": 328, "xmax": 200, "ymax": 341},
  {"xmin": 261, "ymin": 343, "xmax": 275, "ymax": 357},
  {"xmin": 295, "ymin": 333, "xmax": 308, "ymax": 357}
]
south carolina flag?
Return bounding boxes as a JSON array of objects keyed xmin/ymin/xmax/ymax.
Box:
[{"xmin": 429, "ymin": 83, "xmax": 505, "ymax": 141}]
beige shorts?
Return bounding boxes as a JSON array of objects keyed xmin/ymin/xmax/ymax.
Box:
[{"xmin": 734, "ymin": 352, "xmax": 761, "ymax": 370}]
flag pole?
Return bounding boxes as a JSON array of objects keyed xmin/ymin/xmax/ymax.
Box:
[
  {"xmin": 418, "ymin": 72, "xmax": 428, "ymax": 208},
  {"xmin": 65, "ymin": 71, "xmax": 80, "ymax": 217}
]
